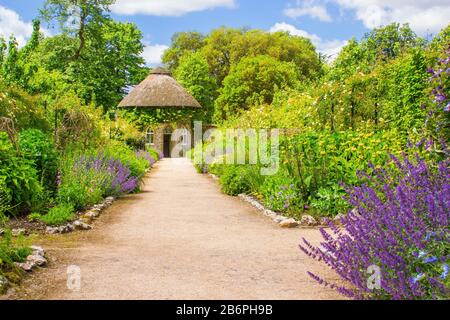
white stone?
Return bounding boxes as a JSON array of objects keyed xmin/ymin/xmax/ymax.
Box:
[
  {"xmin": 46, "ymin": 226, "xmax": 59, "ymax": 234},
  {"xmin": 279, "ymin": 218, "xmax": 299, "ymax": 228},
  {"xmin": 30, "ymin": 246, "xmax": 45, "ymax": 257},
  {"xmin": 12, "ymin": 228, "xmax": 26, "ymax": 237},
  {"xmin": 300, "ymin": 215, "xmax": 319, "ymax": 226},
  {"xmin": 27, "ymin": 254, "xmax": 47, "ymax": 267},
  {"xmin": 73, "ymin": 220, "xmax": 92, "ymax": 230}
]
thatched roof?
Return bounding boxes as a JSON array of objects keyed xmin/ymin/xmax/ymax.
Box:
[{"xmin": 118, "ymin": 68, "xmax": 201, "ymax": 108}]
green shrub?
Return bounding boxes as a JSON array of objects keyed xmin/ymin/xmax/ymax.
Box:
[
  {"xmin": 18, "ymin": 129, "xmax": 58, "ymax": 192},
  {"xmin": 309, "ymin": 185, "xmax": 348, "ymax": 217},
  {"xmin": 282, "ymin": 130, "xmax": 405, "ymax": 211},
  {"xmin": 0, "ymin": 229, "xmax": 31, "ymax": 280},
  {"xmin": 103, "ymin": 142, "xmax": 147, "ymax": 178},
  {"xmin": 35, "ymin": 203, "xmax": 75, "ymax": 226},
  {"xmin": 57, "ymin": 153, "xmax": 106, "ymax": 210},
  {"xmin": 0, "ymin": 133, "xmax": 46, "ymax": 215},
  {"xmin": 219, "ymin": 165, "xmax": 251, "ymax": 196},
  {"xmin": 259, "ymin": 173, "xmax": 301, "ymax": 213},
  {"xmin": 146, "ymin": 147, "xmax": 160, "ymax": 161}
]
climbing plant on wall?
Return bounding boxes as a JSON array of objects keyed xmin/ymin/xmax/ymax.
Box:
[{"xmin": 119, "ymin": 107, "xmax": 203, "ymax": 129}]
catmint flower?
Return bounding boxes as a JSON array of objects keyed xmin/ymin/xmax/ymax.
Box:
[
  {"xmin": 440, "ymin": 264, "xmax": 449, "ymax": 279},
  {"xmin": 423, "ymin": 256, "xmax": 438, "ymax": 264},
  {"xmin": 418, "ymin": 251, "xmax": 427, "ymax": 258},
  {"xmin": 411, "ymin": 273, "xmax": 425, "ymax": 284}
]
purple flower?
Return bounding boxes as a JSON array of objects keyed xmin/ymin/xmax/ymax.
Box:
[
  {"xmin": 300, "ymin": 154, "xmax": 450, "ymax": 300},
  {"xmin": 441, "ymin": 264, "xmax": 449, "ymax": 279},
  {"xmin": 423, "ymin": 256, "xmax": 438, "ymax": 264}
]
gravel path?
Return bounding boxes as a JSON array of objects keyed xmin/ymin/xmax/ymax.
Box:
[{"xmin": 6, "ymin": 158, "xmax": 340, "ymax": 300}]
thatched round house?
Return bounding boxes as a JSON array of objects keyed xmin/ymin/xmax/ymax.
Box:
[{"xmin": 118, "ymin": 67, "xmax": 202, "ymax": 158}]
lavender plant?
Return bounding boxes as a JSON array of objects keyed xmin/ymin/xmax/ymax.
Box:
[
  {"xmin": 300, "ymin": 154, "xmax": 449, "ymax": 299},
  {"xmin": 58, "ymin": 152, "xmax": 143, "ymax": 210}
]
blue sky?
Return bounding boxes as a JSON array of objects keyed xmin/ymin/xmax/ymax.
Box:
[{"xmin": 0, "ymin": 0, "xmax": 449, "ymax": 65}]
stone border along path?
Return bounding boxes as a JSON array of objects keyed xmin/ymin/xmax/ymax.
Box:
[{"xmin": 4, "ymin": 158, "xmax": 341, "ymax": 300}]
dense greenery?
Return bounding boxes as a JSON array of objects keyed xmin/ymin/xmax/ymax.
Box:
[
  {"xmin": 0, "ymin": 0, "xmax": 161, "ymax": 287},
  {"xmin": 196, "ymin": 23, "xmax": 449, "ymax": 222},
  {"xmin": 0, "ymin": 0, "xmax": 448, "ymax": 299}
]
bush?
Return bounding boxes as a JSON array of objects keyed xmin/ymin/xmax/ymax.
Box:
[
  {"xmin": 146, "ymin": 147, "xmax": 160, "ymax": 162},
  {"xmin": 309, "ymin": 185, "xmax": 348, "ymax": 217},
  {"xmin": 18, "ymin": 129, "xmax": 58, "ymax": 192},
  {"xmin": 58, "ymin": 150, "xmax": 141, "ymax": 210},
  {"xmin": 0, "ymin": 133, "xmax": 45, "ymax": 215},
  {"xmin": 219, "ymin": 166, "xmax": 251, "ymax": 196},
  {"xmin": 103, "ymin": 142, "xmax": 148, "ymax": 178},
  {"xmin": 301, "ymin": 154, "xmax": 450, "ymax": 299},
  {"xmin": 282, "ymin": 130, "xmax": 404, "ymax": 215},
  {"xmin": 0, "ymin": 228, "xmax": 31, "ymax": 282},
  {"xmin": 34, "ymin": 203, "xmax": 75, "ymax": 226},
  {"xmin": 259, "ymin": 173, "xmax": 301, "ymax": 213}
]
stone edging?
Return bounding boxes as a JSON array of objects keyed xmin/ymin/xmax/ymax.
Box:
[
  {"xmin": 1, "ymin": 245, "xmax": 48, "ymax": 294},
  {"xmin": 238, "ymin": 194, "xmax": 309, "ymax": 228},
  {"xmin": 207, "ymin": 172, "xmax": 320, "ymax": 228},
  {"xmin": 45, "ymin": 196, "xmax": 116, "ymax": 234},
  {"xmin": 46, "ymin": 166, "xmax": 155, "ymax": 235}
]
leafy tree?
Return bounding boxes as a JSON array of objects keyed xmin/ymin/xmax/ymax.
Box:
[
  {"xmin": 41, "ymin": 0, "xmax": 115, "ymax": 60},
  {"xmin": 33, "ymin": 1, "xmax": 146, "ymax": 111},
  {"xmin": 162, "ymin": 31, "xmax": 205, "ymax": 71},
  {"xmin": 174, "ymin": 52, "xmax": 218, "ymax": 123},
  {"xmin": 0, "ymin": 37, "xmax": 7, "ymax": 67},
  {"xmin": 163, "ymin": 27, "xmax": 321, "ymax": 87},
  {"xmin": 2, "ymin": 36, "xmax": 22, "ymax": 85},
  {"xmin": 329, "ymin": 23, "xmax": 423, "ymax": 81},
  {"xmin": 214, "ymin": 55, "xmax": 299, "ymax": 121}
]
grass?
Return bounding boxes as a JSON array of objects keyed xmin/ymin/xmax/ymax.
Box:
[{"xmin": 30, "ymin": 203, "xmax": 76, "ymax": 226}]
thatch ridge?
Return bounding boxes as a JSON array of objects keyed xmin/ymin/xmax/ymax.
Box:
[{"xmin": 118, "ymin": 69, "xmax": 201, "ymax": 108}]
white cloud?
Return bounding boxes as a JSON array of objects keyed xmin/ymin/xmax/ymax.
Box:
[
  {"xmin": 270, "ymin": 22, "xmax": 347, "ymax": 59},
  {"xmin": 0, "ymin": 5, "xmax": 33, "ymax": 47},
  {"xmin": 111, "ymin": 0, "xmax": 236, "ymax": 16},
  {"xmin": 333, "ymin": 0, "xmax": 450, "ymax": 35},
  {"xmin": 142, "ymin": 43, "xmax": 169, "ymax": 66},
  {"xmin": 284, "ymin": 1, "xmax": 332, "ymax": 22}
]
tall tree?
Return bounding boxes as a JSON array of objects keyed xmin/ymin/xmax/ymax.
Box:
[
  {"xmin": 162, "ymin": 31, "xmax": 205, "ymax": 72},
  {"xmin": 41, "ymin": 0, "xmax": 115, "ymax": 60},
  {"xmin": 2, "ymin": 36, "xmax": 22, "ymax": 84},
  {"xmin": 174, "ymin": 52, "xmax": 217, "ymax": 123},
  {"xmin": 214, "ymin": 55, "xmax": 299, "ymax": 121}
]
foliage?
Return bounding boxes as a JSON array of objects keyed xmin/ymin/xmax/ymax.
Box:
[
  {"xmin": 282, "ymin": 130, "xmax": 404, "ymax": 207},
  {"xmin": 0, "ymin": 133, "xmax": 45, "ymax": 215},
  {"xmin": 120, "ymin": 107, "xmax": 201, "ymax": 128},
  {"xmin": 0, "ymin": 229, "xmax": 31, "ymax": 280},
  {"xmin": 18, "ymin": 129, "xmax": 58, "ymax": 191},
  {"xmin": 146, "ymin": 147, "xmax": 160, "ymax": 162},
  {"xmin": 57, "ymin": 146, "xmax": 148, "ymax": 211},
  {"xmin": 301, "ymin": 155, "xmax": 450, "ymax": 299},
  {"xmin": 214, "ymin": 55, "xmax": 299, "ymax": 121},
  {"xmin": 218, "ymin": 165, "xmax": 251, "ymax": 196},
  {"xmin": 174, "ymin": 52, "xmax": 218, "ymax": 123},
  {"xmin": 162, "ymin": 31, "xmax": 205, "ymax": 71},
  {"xmin": 34, "ymin": 203, "xmax": 75, "ymax": 226},
  {"xmin": 0, "ymin": 82, "xmax": 49, "ymax": 131},
  {"xmin": 103, "ymin": 141, "xmax": 149, "ymax": 178},
  {"xmin": 259, "ymin": 174, "xmax": 300, "ymax": 213}
]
